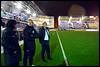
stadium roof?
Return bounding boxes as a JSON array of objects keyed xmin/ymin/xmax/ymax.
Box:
[{"xmin": 34, "ymin": 1, "xmax": 99, "ymax": 16}]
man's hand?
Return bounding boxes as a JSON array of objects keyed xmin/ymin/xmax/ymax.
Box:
[
  {"xmin": 14, "ymin": 50, "xmax": 17, "ymax": 54},
  {"xmin": 26, "ymin": 50, "xmax": 29, "ymax": 52}
]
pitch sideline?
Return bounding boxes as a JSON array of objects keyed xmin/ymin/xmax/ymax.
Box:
[{"xmin": 56, "ymin": 30, "xmax": 69, "ymax": 66}]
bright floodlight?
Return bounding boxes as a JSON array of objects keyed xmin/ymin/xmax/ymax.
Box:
[
  {"xmin": 79, "ymin": 16, "xmax": 83, "ymax": 22},
  {"xmin": 26, "ymin": 9, "xmax": 30, "ymax": 14},
  {"xmin": 14, "ymin": 2, "xmax": 22, "ymax": 9},
  {"xmin": 32, "ymin": 13, "xmax": 36, "ymax": 17},
  {"xmin": 1, "ymin": 6, "xmax": 3, "ymax": 9},
  {"xmin": 17, "ymin": 3, "xmax": 22, "ymax": 9},
  {"xmin": 68, "ymin": 16, "xmax": 72, "ymax": 23},
  {"xmin": 89, "ymin": 16, "xmax": 94, "ymax": 18},
  {"xmin": 14, "ymin": 3, "xmax": 17, "ymax": 5}
]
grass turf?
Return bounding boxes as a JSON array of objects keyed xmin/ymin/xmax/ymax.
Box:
[
  {"xmin": 1, "ymin": 31, "xmax": 99, "ymax": 66},
  {"xmin": 58, "ymin": 31, "xmax": 99, "ymax": 66}
]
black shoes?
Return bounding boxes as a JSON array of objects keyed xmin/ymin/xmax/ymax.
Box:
[
  {"xmin": 42, "ymin": 59, "xmax": 47, "ymax": 62},
  {"xmin": 42, "ymin": 58, "xmax": 53, "ymax": 62},
  {"xmin": 48, "ymin": 57, "xmax": 53, "ymax": 60}
]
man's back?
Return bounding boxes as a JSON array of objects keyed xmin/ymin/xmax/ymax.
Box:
[{"xmin": 2, "ymin": 28, "xmax": 19, "ymax": 50}]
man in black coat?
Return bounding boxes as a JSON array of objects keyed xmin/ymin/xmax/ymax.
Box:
[
  {"xmin": 23, "ymin": 19, "xmax": 38, "ymax": 66},
  {"xmin": 39, "ymin": 22, "xmax": 52, "ymax": 62},
  {"xmin": 2, "ymin": 20, "xmax": 21, "ymax": 66}
]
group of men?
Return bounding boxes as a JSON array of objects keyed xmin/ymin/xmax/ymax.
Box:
[{"xmin": 2, "ymin": 18, "xmax": 52, "ymax": 66}]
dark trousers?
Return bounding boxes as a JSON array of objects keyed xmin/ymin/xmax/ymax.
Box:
[
  {"xmin": 23, "ymin": 48, "xmax": 35, "ymax": 66},
  {"xmin": 4, "ymin": 49, "xmax": 19, "ymax": 66},
  {"xmin": 41, "ymin": 40, "xmax": 50, "ymax": 60}
]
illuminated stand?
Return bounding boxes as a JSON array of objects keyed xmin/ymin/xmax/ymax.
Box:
[
  {"xmin": 58, "ymin": 16, "xmax": 99, "ymax": 31},
  {"xmin": 32, "ymin": 15, "xmax": 54, "ymax": 28}
]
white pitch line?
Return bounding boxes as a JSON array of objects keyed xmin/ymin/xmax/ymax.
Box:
[{"xmin": 56, "ymin": 31, "xmax": 69, "ymax": 66}]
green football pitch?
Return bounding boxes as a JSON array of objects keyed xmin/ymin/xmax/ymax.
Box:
[{"xmin": 1, "ymin": 30, "xmax": 99, "ymax": 66}]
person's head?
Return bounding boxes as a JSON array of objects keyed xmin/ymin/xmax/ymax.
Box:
[
  {"xmin": 42, "ymin": 22, "xmax": 47, "ymax": 28},
  {"xmin": 15, "ymin": 16, "xmax": 21, "ymax": 22},
  {"xmin": 28, "ymin": 19, "xmax": 34, "ymax": 26},
  {"xmin": 6, "ymin": 19, "xmax": 17, "ymax": 29}
]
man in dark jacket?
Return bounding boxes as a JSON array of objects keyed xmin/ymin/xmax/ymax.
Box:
[
  {"xmin": 2, "ymin": 20, "xmax": 21, "ymax": 66},
  {"xmin": 39, "ymin": 22, "xmax": 52, "ymax": 62},
  {"xmin": 23, "ymin": 19, "xmax": 38, "ymax": 66}
]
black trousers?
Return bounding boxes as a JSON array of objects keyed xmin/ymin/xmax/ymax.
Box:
[
  {"xmin": 23, "ymin": 48, "xmax": 35, "ymax": 66},
  {"xmin": 41, "ymin": 40, "xmax": 50, "ymax": 60},
  {"xmin": 23, "ymin": 40, "xmax": 36, "ymax": 66},
  {"xmin": 23, "ymin": 44, "xmax": 36, "ymax": 66},
  {"xmin": 4, "ymin": 49, "xmax": 20, "ymax": 66}
]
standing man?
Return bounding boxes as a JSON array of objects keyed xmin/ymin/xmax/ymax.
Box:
[
  {"xmin": 39, "ymin": 22, "xmax": 52, "ymax": 62},
  {"xmin": 23, "ymin": 19, "xmax": 38, "ymax": 66},
  {"xmin": 2, "ymin": 20, "xmax": 21, "ymax": 66}
]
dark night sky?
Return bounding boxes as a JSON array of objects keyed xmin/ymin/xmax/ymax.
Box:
[{"xmin": 34, "ymin": 1, "xmax": 99, "ymax": 16}]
